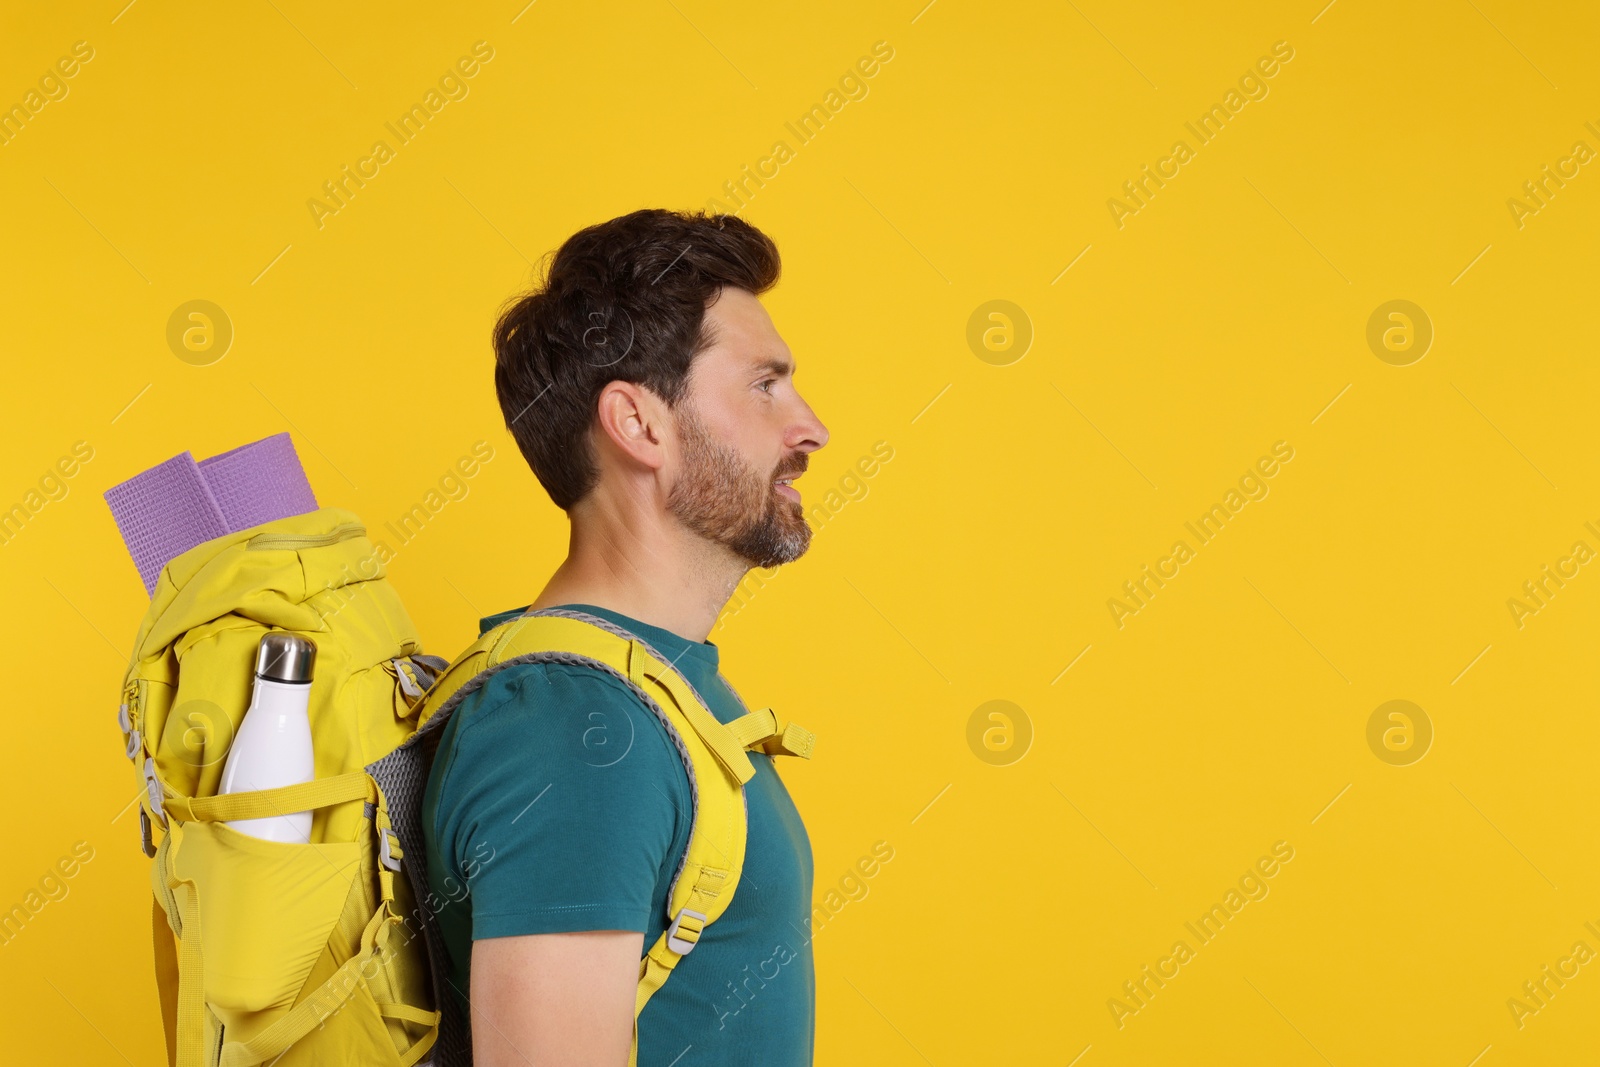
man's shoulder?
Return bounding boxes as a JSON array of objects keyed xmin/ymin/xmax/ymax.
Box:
[
  {"xmin": 429, "ymin": 657, "xmax": 687, "ymax": 796},
  {"xmin": 419, "ymin": 655, "xmax": 697, "ymax": 948},
  {"xmin": 450, "ymin": 655, "xmax": 650, "ymax": 730}
]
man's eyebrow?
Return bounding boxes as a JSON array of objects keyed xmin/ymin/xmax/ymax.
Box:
[{"xmin": 750, "ymin": 356, "xmax": 794, "ymax": 377}]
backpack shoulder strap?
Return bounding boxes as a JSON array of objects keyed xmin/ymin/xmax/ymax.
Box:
[
  {"xmin": 492, "ymin": 610, "xmax": 760, "ymax": 780},
  {"xmin": 425, "ymin": 607, "xmax": 812, "ymax": 1062},
  {"xmin": 484, "ymin": 611, "xmax": 747, "ymax": 1040}
]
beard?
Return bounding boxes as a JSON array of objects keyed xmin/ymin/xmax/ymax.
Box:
[{"xmin": 666, "ymin": 404, "xmax": 812, "ymax": 569}]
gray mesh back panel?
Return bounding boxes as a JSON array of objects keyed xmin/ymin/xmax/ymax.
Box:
[{"xmin": 368, "ymin": 712, "xmax": 467, "ymax": 1066}]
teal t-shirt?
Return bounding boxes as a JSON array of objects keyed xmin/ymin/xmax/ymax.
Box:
[{"xmin": 421, "ymin": 603, "xmax": 815, "ymax": 1065}]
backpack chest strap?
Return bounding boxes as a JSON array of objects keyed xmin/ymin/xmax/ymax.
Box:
[{"xmin": 725, "ymin": 707, "xmax": 816, "ymax": 759}]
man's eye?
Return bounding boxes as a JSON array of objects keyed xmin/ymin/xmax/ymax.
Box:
[{"xmin": 758, "ymin": 379, "xmax": 776, "ymax": 393}]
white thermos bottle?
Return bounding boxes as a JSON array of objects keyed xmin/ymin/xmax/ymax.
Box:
[{"xmin": 218, "ymin": 632, "xmax": 317, "ymax": 841}]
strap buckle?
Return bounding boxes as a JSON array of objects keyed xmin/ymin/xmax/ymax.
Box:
[
  {"xmin": 379, "ymin": 827, "xmax": 403, "ymax": 872},
  {"xmin": 143, "ymin": 757, "xmax": 167, "ymax": 829},
  {"xmin": 392, "ymin": 658, "xmax": 426, "ymax": 701},
  {"xmin": 665, "ymin": 908, "xmax": 707, "ymax": 955}
]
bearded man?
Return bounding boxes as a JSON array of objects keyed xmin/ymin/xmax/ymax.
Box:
[{"xmin": 422, "ymin": 209, "xmax": 830, "ymax": 1067}]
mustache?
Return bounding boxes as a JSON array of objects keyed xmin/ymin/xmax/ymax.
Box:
[{"xmin": 773, "ymin": 454, "xmax": 808, "ymax": 480}]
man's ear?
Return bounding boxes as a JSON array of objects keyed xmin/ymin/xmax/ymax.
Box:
[{"xmin": 594, "ymin": 381, "xmax": 668, "ymax": 472}]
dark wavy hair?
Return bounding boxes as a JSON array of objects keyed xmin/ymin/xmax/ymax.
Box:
[{"xmin": 492, "ymin": 208, "xmax": 782, "ymax": 511}]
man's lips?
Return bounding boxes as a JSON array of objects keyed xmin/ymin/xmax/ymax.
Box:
[{"xmin": 773, "ymin": 469, "xmax": 803, "ymax": 502}]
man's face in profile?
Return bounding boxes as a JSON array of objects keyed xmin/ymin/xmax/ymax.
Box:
[{"xmin": 666, "ymin": 287, "xmax": 829, "ymax": 569}]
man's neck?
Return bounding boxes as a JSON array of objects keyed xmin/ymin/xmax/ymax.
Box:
[{"xmin": 526, "ymin": 500, "xmax": 747, "ymax": 645}]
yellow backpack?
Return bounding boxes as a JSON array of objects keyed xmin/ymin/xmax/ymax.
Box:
[{"xmin": 120, "ymin": 505, "xmax": 814, "ymax": 1067}]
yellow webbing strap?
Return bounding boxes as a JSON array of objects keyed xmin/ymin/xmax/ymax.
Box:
[
  {"xmin": 174, "ymin": 877, "xmax": 209, "ymax": 1067},
  {"xmin": 378, "ymin": 1002, "xmax": 442, "ymax": 1027},
  {"xmin": 152, "ymin": 895, "xmax": 179, "ymax": 1067},
  {"xmin": 724, "ymin": 708, "xmax": 816, "ymax": 759},
  {"xmin": 628, "ymin": 647, "xmax": 757, "ymax": 785},
  {"xmin": 628, "ymin": 865, "xmax": 732, "ymax": 1067},
  {"xmin": 371, "ymin": 790, "xmax": 404, "ymax": 909},
  {"xmin": 161, "ymin": 772, "xmax": 374, "ymax": 824}
]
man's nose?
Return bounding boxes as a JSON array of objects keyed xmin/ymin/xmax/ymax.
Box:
[{"xmin": 788, "ymin": 393, "xmax": 829, "ymax": 454}]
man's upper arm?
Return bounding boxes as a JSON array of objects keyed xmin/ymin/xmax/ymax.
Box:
[{"xmin": 470, "ymin": 929, "xmax": 643, "ymax": 1067}]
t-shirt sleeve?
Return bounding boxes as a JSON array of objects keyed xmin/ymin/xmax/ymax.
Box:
[{"xmin": 428, "ymin": 662, "xmax": 685, "ymax": 940}]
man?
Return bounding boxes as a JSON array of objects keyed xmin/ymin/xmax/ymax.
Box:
[{"xmin": 421, "ymin": 208, "xmax": 830, "ymax": 1066}]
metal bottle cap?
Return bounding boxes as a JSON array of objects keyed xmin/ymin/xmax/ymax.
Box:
[{"xmin": 256, "ymin": 632, "xmax": 317, "ymax": 683}]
